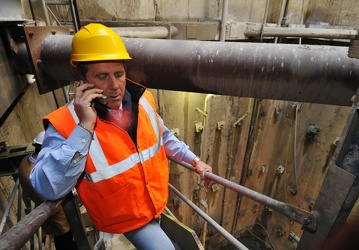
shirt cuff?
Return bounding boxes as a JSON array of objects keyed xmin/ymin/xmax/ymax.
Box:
[
  {"xmin": 67, "ymin": 125, "xmax": 93, "ymax": 154},
  {"xmin": 182, "ymin": 150, "xmax": 197, "ymax": 165}
]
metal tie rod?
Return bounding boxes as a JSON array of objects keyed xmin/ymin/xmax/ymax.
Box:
[
  {"xmin": 0, "ymin": 179, "xmax": 20, "ymax": 236},
  {"xmin": 173, "ymin": 160, "xmax": 319, "ymax": 233},
  {"xmin": 169, "ymin": 183, "xmax": 249, "ymax": 250}
]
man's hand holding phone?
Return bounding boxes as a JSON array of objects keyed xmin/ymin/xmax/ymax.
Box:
[{"xmin": 73, "ymin": 81, "xmax": 104, "ymax": 130}]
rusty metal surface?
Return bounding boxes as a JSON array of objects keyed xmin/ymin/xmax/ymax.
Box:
[
  {"xmin": 23, "ymin": 26, "xmax": 75, "ymax": 94},
  {"xmin": 0, "ymin": 200, "xmax": 62, "ymax": 250},
  {"xmin": 25, "ymin": 26, "xmax": 359, "ymax": 105}
]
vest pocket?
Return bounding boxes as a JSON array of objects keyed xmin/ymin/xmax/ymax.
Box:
[{"xmin": 91, "ymin": 182, "xmax": 140, "ymax": 228}]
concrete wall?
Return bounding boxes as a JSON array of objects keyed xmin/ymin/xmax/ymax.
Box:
[
  {"xmin": 76, "ymin": 0, "xmax": 359, "ymax": 26},
  {"xmin": 28, "ymin": 0, "xmax": 359, "ymax": 27}
]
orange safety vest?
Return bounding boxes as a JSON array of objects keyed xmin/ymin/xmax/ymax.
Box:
[{"xmin": 44, "ymin": 83, "xmax": 169, "ymax": 233}]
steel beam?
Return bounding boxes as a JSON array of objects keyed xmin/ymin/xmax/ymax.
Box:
[
  {"xmin": 24, "ymin": 26, "xmax": 359, "ymax": 106},
  {"xmin": 62, "ymin": 193, "xmax": 91, "ymax": 250}
]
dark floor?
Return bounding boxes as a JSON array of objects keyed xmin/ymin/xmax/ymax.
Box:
[{"xmin": 221, "ymin": 235, "xmax": 271, "ymax": 250}]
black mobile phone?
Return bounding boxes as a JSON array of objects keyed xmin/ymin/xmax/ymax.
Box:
[
  {"xmin": 95, "ymin": 94, "xmax": 109, "ymax": 106},
  {"xmin": 79, "ymin": 74, "xmax": 109, "ymax": 106}
]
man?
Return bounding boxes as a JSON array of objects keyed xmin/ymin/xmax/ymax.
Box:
[
  {"xmin": 30, "ymin": 23, "xmax": 212, "ymax": 249},
  {"xmin": 19, "ymin": 131, "xmax": 77, "ymax": 249}
]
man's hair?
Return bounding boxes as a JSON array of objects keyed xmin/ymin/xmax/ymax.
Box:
[{"xmin": 76, "ymin": 62, "xmax": 88, "ymax": 80}]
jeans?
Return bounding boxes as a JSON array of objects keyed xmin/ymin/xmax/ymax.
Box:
[{"xmin": 124, "ymin": 218, "xmax": 175, "ymax": 250}]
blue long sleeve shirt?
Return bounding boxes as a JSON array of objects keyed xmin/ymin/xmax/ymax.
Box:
[{"xmin": 30, "ymin": 116, "xmax": 196, "ymax": 200}]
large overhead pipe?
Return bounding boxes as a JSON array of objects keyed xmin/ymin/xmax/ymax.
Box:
[{"xmin": 25, "ymin": 26, "xmax": 359, "ymax": 106}]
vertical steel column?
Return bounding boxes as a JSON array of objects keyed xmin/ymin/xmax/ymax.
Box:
[
  {"xmin": 62, "ymin": 192, "xmax": 91, "ymax": 250},
  {"xmin": 41, "ymin": 0, "xmax": 51, "ymax": 25},
  {"xmin": 219, "ymin": 0, "xmax": 229, "ymax": 42},
  {"xmin": 69, "ymin": 0, "xmax": 80, "ymax": 31}
]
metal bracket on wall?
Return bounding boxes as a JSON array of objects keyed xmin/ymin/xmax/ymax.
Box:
[
  {"xmin": 217, "ymin": 121, "xmax": 225, "ymax": 130},
  {"xmin": 195, "ymin": 122, "xmax": 204, "ymax": 132},
  {"xmin": 170, "ymin": 128, "xmax": 180, "ymax": 137}
]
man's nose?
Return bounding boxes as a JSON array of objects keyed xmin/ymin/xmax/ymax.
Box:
[{"xmin": 108, "ymin": 75, "xmax": 119, "ymax": 89}]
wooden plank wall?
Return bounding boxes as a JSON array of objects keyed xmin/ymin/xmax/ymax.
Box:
[
  {"xmin": 237, "ymin": 100, "xmax": 350, "ymax": 249},
  {"xmin": 152, "ymin": 88, "xmax": 351, "ymax": 249}
]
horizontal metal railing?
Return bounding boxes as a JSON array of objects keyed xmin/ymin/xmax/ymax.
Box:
[
  {"xmin": 172, "ymin": 159, "xmax": 319, "ymax": 233},
  {"xmin": 0, "ymin": 199, "xmax": 63, "ymax": 250}
]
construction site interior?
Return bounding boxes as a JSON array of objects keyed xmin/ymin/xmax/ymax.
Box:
[{"xmin": 0, "ymin": 0, "xmax": 359, "ymax": 249}]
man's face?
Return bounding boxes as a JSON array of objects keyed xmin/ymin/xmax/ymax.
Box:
[{"xmin": 86, "ymin": 60, "xmax": 126, "ymax": 110}]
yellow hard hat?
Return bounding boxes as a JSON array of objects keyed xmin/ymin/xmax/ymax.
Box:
[{"xmin": 70, "ymin": 23, "xmax": 131, "ymax": 67}]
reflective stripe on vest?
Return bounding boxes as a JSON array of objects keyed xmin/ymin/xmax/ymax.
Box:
[{"xmin": 68, "ymin": 96, "xmax": 163, "ymax": 183}]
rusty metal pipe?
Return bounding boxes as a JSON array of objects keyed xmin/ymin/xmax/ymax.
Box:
[
  {"xmin": 39, "ymin": 34, "xmax": 359, "ymax": 106},
  {"xmin": 0, "ymin": 200, "xmax": 62, "ymax": 250},
  {"xmin": 174, "ymin": 160, "xmax": 319, "ymax": 233}
]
